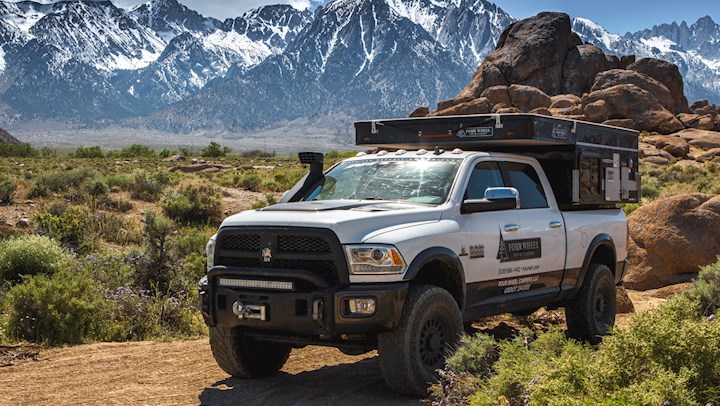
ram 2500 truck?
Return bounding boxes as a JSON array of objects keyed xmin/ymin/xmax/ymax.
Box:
[{"xmin": 198, "ymin": 114, "xmax": 640, "ymax": 396}]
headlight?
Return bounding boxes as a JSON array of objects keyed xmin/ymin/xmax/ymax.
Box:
[
  {"xmin": 344, "ymin": 244, "xmax": 406, "ymax": 275},
  {"xmin": 206, "ymin": 234, "xmax": 217, "ymax": 272}
]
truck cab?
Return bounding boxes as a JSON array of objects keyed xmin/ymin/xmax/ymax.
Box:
[{"xmin": 199, "ymin": 114, "xmax": 638, "ymax": 396}]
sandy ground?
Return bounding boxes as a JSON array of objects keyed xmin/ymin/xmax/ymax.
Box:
[
  {"xmin": 0, "ymin": 340, "xmax": 418, "ymax": 406},
  {"xmin": 0, "ymin": 287, "xmax": 682, "ymax": 406}
]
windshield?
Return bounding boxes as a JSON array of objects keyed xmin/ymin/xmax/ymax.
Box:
[{"xmin": 305, "ymin": 158, "xmax": 462, "ymax": 205}]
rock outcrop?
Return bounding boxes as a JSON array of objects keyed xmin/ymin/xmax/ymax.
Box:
[
  {"xmin": 0, "ymin": 129, "xmax": 21, "ymax": 146},
  {"xmin": 627, "ymin": 58, "xmax": 689, "ymax": 115},
  {"xmin": 412, "ymin": 11, "xmax": 701, "ymax": 139},
  {"xmin": 625, "ymin": 194, "xmax": 720, "ymax": 290}
]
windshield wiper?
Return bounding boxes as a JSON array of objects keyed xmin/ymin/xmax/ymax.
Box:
[{"xmin": 362, "ymin": 197, "xmax": 384, "ymax": 201}]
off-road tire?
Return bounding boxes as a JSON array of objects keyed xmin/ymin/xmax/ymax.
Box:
[
  {"xmin": 565, "ymin": 263, "xmax": 616, "ymax": 344},
  {"xmin": 378, "ymin": 285, "xmax": 463, "ymax": 396},
  {"xmin": 209, "ymin": 326, "xmax": 291, "ymax": 378}
]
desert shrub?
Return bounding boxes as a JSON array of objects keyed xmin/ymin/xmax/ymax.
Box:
[
  {"xmin": 201, "ymin": 141, "xmax": 231, "ymax": 157},
  {"xmin": 85, "ymin": 179, "xmax": 109, "ymax": 207},
  {"xmin": 683, "ymin": 259, "xmax": 720, "ymax": 317},
  {"xmin": 103, "ymin": 173, "xmax": 134, "ymax": 191},
  {"xmin": 93, "ymin": 211, "xmax": 143, "ymax": 246},
  {"xmin": 169, "ymin": 226, "xmax": 215, "ymax": 283},
  {"xmin": 434, "ymin": 260, "xmax": 720, "ymax": 405},
  {"xmin": 114, "ymin": 144, "xmax": 156, "ymax": 158},
  {"xmin": 97, "ymin": 195, "xmax": 133, "ymax": 213},
  {"xmin": 71, "ymin": 146, "xmax": 105, "ymax": 158},
  {"xmin": 39, "ymin": 147, "xmax": 56, "ymax": 158},
  {"xmin": 0, "ymin": 235, "xmax": 72, "ymax": 283},
  {"xmin": 0, "ymin": 177, "xmax": 17, "ymax": 204},
  {"xmin": 26, "ymin": 183, "xmax": 49, "ymax": 199},
  {"xmin": 29, "ymin": 167, "xmax": 96, "ymax": 197},
  {"xmin": 136, "ymin": 211, "xmax": 175, "ymax": 292},
  {"xmin": 130, "ymin": 170, "xmax": 174, "ymax": 202},
  {"xmin": 622, "ymin": 203, "xmax": 640, "ymax": 216},
  {"xmin": 0, "ymin": 143, "xmax": 37, "ymax": 157},
  {"xmin": 159, "ymin": 148, "xmax": 174, "ymax": 158},
  {"xmin": 80, "ymin": 251, "xmax": 139, "ymax": 290},
  {"xmin": 34, "ymin": 204, "xmax": 94, "ymax": 252},
  {"xmin": 103, "ymin": 285, "xmax": 202, "ymax": 341},
  {"xmin": 236, "ymin": 174, "xmax": 262, "ymax": 191},
  {"xmin": 4, "ymin": 269, "xmax": 106, "ymax": 345},
  {"xmin": 161, "ymin": 180, "xmax": 222, "ymax": 225},
  {"xmin": 251, "ymin": 194, "xmax": 279, "ymax": 209}
]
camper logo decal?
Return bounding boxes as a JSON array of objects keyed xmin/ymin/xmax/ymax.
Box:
[{"xmin": 497, "ymin": 231, "xmax": 541, "ymax": 263}]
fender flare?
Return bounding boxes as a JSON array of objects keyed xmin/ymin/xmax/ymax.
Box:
[
  {"xmin": 404, "ymin": 247, "xmax": 466, "ymax": 310},
  {"xmin": 575, "ymin": 234, "xmax": 617, "ymax": 291}
]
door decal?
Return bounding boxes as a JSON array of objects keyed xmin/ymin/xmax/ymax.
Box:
[{"xmin": 497, "ymin": 231, "xmax": 542, "ymax": 263}]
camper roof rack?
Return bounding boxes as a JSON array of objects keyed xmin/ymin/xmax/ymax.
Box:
[
  {"xmin": 354, "ymin": 114, "xmax": 641, "ymax": 209},
  {"xmin": 354, "ymin": 113, "xmax": 638, "ymax": 151}
]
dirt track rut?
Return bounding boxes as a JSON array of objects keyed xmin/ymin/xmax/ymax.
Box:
[{"xmin": 0, "ymin": 339, "xmax": 421, "ymax": 406}]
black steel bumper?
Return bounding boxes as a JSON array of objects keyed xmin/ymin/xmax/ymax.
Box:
[{"xmin": 199, "ymin": 266, "xmax": 408, "ymax": 339}]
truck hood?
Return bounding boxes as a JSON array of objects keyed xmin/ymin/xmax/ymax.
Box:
[{"xmin": 220, "ymin": 200, "xmax": 445, "ymax": 243}]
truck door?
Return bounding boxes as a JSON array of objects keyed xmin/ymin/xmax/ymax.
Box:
[
  {"xmin": 499, "ymin": 161, "xmax": 566, "ymax": 297},
  {"xmin": 461, "ymin": 160, "xmax": 522, "ymax": 309}
]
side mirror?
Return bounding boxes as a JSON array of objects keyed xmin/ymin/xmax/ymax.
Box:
[{"xmin": 461, "ymin": 187, "xmax": 520, "ymax": 214}]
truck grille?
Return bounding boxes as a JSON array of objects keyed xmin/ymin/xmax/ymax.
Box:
[
  {"xmin": 221, "ymin": 234, "xmax": 261, "ymax": 251},
  {"xmin": 278, "ymin": 235, "xmax": 331, "ymax": 253},
  {"xmin": 215, "ymin": 228, "xmax": 345, "ymax": 285}
]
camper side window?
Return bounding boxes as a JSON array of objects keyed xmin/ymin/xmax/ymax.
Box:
[
  {"xmin": 465, "ymin": 161, "xmax": 504, "ymax": 200},
  {"xmin": 502, "ymin": 162, "xmax": 548, "ymax": 209}
]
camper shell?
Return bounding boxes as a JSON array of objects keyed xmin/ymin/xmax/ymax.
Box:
[{"xmin": 355, "ymin": 114, "xmax": 640, "ymax": 209}]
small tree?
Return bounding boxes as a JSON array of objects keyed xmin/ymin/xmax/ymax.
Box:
[{"xmin": 201, "ymin": 142, "xmax": 231, "ymax": 158}]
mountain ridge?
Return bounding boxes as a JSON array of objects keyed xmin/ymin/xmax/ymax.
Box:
[{"xmin": 0, "ymin": 0, "xmax": 717, "ymax": 135}]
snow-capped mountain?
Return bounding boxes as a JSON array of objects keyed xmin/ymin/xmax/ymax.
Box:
[
  {"xmin": 149, "ymin": 0, "xmax": 513, "ymax": 131},
  {"xmin": 116, "ymin": 4, "xmax": 313, "ymax": 108},
  {"xmin": 0, "ymin": 0, "xmax": 717, "ymax": 134},
  {"xmin": 573, "ymin": 16, "xmax": 720, "ymax": 103},
  {"xmin": 129, "ymin": 0, "xmax": 223, "ymax": 40}
]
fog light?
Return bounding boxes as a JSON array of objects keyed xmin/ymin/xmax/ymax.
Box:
[{"xmin": 346, "ymin": 298, "xmax": 377, "ymax": 316}]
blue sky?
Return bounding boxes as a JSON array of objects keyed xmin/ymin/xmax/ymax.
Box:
[
  {"xmin": 115, "ymin": 0, "xmax": 718, "ymax": 34},
  {"xmin": 498, "ymin": 0, "xmax": 719, "ymax": 34}
]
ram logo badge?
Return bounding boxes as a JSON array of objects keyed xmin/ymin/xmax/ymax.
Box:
[{"xmin": 262, "ymin": 247, "xmax": 272, "ymax": 263}]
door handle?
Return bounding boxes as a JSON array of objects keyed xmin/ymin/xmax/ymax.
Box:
[
  {"xmin": 549, "ymin": 221, "xmax": 563, "ymax": 229},
  {"xmin": 504, "ymin": 224, "xmax": 520, "ymax": 232}
]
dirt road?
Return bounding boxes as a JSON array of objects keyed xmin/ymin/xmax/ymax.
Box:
[
  {"xmin": 0, "ymin": 340, "xmax": 420, "ymax": 406},
  {"xmin": 0, "ymin": 290, "xmax": 670, "ymax": 406}
]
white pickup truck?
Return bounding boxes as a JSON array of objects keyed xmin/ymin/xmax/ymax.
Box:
[{"xmin": 199, "ymin": 114, "xmax": 639, "ymax": 396}]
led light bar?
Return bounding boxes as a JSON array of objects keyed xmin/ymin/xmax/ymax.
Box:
[{"xmin": 217, "ymin": 278, "xmax": 294, "ymax": 291}]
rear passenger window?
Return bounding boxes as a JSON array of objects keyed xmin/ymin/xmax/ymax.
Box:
[
  {"xmin": 502, "ymin": 162, "xmax": 548, "ymax": 209},
  {"xmin": 465, "ymin": 161, "xmax": 504, "ymax": 200}
]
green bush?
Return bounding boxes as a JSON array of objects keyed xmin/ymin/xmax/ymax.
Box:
[
  {"xmin": 237, "ymin": 174, "xmax": 262, "ymax": 191},
  {"xmin": 98, "ymin": 196, "xmax": 133, "ymax": 213},
  {"xmin": 0, "ymin": 143, "xmax": 37, "ymax": 157},
  {"xmin": 71, "ymin": 146, "xmax": 105, "ymax": 158},
  {"xmin": 201, "ymin": 141, "xmax": 231, "ymax": 158},
  {"xmin": 103, "ymin": 285, "xmax": 203, "ymax": 341},
  {"xmin": 130, "ymin": 170, "xmax": 174, "ymax": 202},
  {"xmin": 0, "ymin": 177, "xmax": 17, "ymax": 204},
  {"xmin": 29, "ymin": 168, "xmax": 96, "ymax": 198},
  {"xmin": 159, "ymin": 148, "xmax": 174, "ymax": 159},
  {"xmin": 34, "ymin": 204, "xmax": 94, "ymax": 252},
  {"xmin": 114, "ymin": 144, "xmax": 157, "ymax": 158},
  {"xmin": 161, "ymin": 180, "xmax": 222, "ymax": 225},
  {"xmin": 434, "ymin": 260, "xmax": 720, "ymax": 405},
  {"xmin": 86, "ymin": 179, "xmax": 109, "ymax": 201},
  {"xmin": 4, "ymin": 269, "xmax": 105, "ymax": 345},
  {"xmin": 104, "ymin": 173, "xmax": 134, "ymax": 191},
  {"xmin": 0, "ymin": 235, "xmax": 73, "ymax": 283}
]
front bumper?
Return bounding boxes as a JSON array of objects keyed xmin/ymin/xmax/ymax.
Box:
[{"xmin": 199, "ymin": 266, "xmax": 408, "ymax": 340}]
